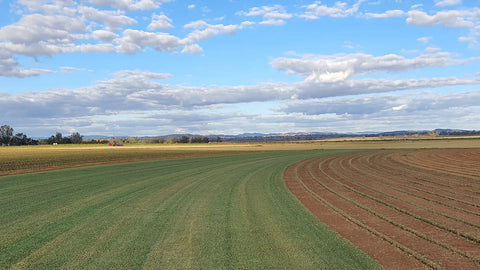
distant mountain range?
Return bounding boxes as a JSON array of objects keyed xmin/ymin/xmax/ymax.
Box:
[{"xmin": 82, "ymin": 129, "xmax": 480, "ymax": 142}]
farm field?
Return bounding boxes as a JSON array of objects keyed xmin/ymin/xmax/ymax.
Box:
[
  {"xmin": 1, "ymin": 137, "xmax": 479, "ymax": 176},
  {"xmin": 1, "ymin": 139, "xmax": 479, "ymax": 269},
  {"xmin": 0, "ymin": 150, "xmax": 382, "ymax": 269},
  {"xmin": 286, "ymin": 148, "xmax": 480, "ymax": 269}
]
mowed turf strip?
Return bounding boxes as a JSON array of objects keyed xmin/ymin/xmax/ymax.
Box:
[{"xmin": 0, "ymin": 150, "xmax": 382, "ymax": 270}]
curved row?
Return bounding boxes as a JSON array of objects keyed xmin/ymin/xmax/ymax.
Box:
[{"xmin": 285, "ymin": 149, "xmax": 480, "ymax": 270}]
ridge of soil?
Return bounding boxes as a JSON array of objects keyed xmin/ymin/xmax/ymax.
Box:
[{"xmin": 285, "ymin": 149, "xmax": 480, "ymax": 270}]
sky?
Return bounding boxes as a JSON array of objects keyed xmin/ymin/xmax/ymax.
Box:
[{"xmin": 1, "ymin": 0, "xmax": 480, "ymax": 137}]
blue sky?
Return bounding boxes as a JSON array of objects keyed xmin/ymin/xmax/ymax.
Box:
[{"xmin": 1, "ymin": 0, "xmax": 480, "ymax": 137}]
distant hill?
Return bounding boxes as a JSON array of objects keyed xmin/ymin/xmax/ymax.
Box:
[{"xmin": 78, "ymin": 129, "xmax": 480, "ymax": 142}]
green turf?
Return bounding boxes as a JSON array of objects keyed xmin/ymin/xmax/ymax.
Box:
[{"xmin": 0, "ymin": 150, "xmax": 382, "ymax": 269}]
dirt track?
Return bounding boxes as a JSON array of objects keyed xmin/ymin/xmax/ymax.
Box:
[{"xmin": 285, "ymin": 149, "xmax": 480, "ymax": 269}]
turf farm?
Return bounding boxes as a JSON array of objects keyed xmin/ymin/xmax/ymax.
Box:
[{"xmin": 1, "ymin": 139, "xmax": 479, "ymax": 269}]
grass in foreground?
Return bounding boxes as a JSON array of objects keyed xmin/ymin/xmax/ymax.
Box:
[{"xmin": 0, "ymin": 150, "xmax": 382, "ymax": 269}]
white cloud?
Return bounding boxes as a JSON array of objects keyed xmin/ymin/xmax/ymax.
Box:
[
  {"xmin": 0, "ymin": 53, "xmax": 54, "ymax": 77},
  {"xmin": 237, "ymin": 5, "xmax": 292, "ymax": 26},
  {"xmin": 115, "ymin": 29, "xmax": 182, "ymax": 54},
  {"xmin": 2, "ymin": 67, "xmax": 479, "ymax": 118},
  {"xmin": 406, "ymin": 9, "xmax": 480, "ymax": 46},
  {"xmin": 293, "ymin": 77, "xmax": 480, "ymax": 100},
  {"xmin": 188, "ymin": 4, "xmax": 195, "ymax": 9},
  {"xmin": 300, "ymin": 0, "xmax": 366, "ymax": 19},
  {"xmin": 435, "ymin": 0, "xmax": 462, "ymax": 7},
  {"xmin": 182, "ymin": 44, "xmax": 203, "ymax": 54},
  {"xmin": 271, "ymin": 52, "xmax": 469, "ymax": 82},
  {"xmin": 458, "ymin": 36, "xmax": 474, "ymax": 42},
  {"xmin": 280, "ymin": 90, "xmax": 480, "ymax": 116},
  {"xmin": 411, "ymin": 4, "xmax": 423, "ymax": 10},
  {"xmin": 88, "ymin": 0, "xmax": 171, "ymax": 11},
  {"xmin": 274, "ymin": 90, "xmax": 480, "ymax": 133},
  {"xmin": 365, "ymin": 10, "xmax": 404, "ymax": 18},
  {"xmin": 79, "ymin": 6, "xmax": 137, "ymax": 31},
  {"xmin": 148, "ymin": 14, "xmax": 173, "ymax": 30},
  {"xmin": 0, "ymin": 14, "xmax": 85, "ymax": 47},
  {"xmin": 417, "ymin": 36, "xmax": 432, "ymax": 44},
  {"xmin": 93, "ymin": 30, "xmax": 119, "ymax": 41},
  {"xmin": 2, "ymin": 65, "xmax": 480, "ymax": 135},
  {"xmin": 182, "ymin": 20, "xmax": 243, "ymax": 44},
  {"xmin": 0, "ymin": 70, "xmax": 290, "ymax": 119},
  {"xmin": 16, "ymin": 0, "xmax": 77, "ymax": 15},
  {"xmin": 406, "ymin": 9, "xmax": 477, "ymax": 28},
  {"xmin": 425, "ymin": 47, "xmax": 441, "ymax": 53}
]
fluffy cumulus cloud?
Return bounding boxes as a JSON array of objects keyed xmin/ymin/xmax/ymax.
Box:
[
  {"xmin": 0, "ymin": 14, "xmax": 85, "ymax": 55},
  {"xmin": 115, "ymin": 29, "xmax": 182, "ymax": 54},
  {"xmin": 78, "ymin": 6, "xmax": 137, "ymax": 31},
  {"xmin": 0, "ymin": 1, "xmax": 253, "ymax": 77},
  {"xmin": 148, "ymin": 14, "xmax": 173, "ymax": 30}
]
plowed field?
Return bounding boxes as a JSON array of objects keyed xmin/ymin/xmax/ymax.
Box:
[{"xmin": 285, "ymin": 148, "xmax": 480, "ymax": 270}]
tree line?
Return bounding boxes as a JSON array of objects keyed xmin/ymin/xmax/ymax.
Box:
[
  {"xmin": 0, "ymin": 125, "xmax": 84, "ymax": 146},
  {"xmin": 1, "ymin": 125, "xmax": 38, "ymax": 146},
  {"xmin": 1, "ymin": 125, "xmax": 218, "ymax": 146}
]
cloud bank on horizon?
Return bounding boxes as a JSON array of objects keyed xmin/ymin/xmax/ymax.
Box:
[{"xmin": 0, "ymin": 0, "xmax": 479, "ymax": 136}]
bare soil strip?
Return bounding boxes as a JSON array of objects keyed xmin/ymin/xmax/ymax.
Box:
[{"xmin": 285, "ymin": 149, "xmax": 480, "ymax": 270}]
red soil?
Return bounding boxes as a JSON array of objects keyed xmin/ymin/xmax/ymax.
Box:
[{"xmin": 285, "ymin": 149, "xmax": 480, "ymax": 270}]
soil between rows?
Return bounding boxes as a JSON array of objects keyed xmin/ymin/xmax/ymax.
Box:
[{"xmin": 285, "ymin": 149, "xmax": 480, "ymax": 270}]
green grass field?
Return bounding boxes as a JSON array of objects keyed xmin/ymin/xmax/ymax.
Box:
[{"xmin": 0, "ymin": 150, "xmax": 382, "ymax": 270}]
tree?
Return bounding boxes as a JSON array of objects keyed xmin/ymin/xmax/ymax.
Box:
[
  {"xmin": 190, "ymin": 136, "xmax": 209, "ymax": 143},
  {"xmin": 166, "ymin": 137, "xmax": 177, "ymax": 144},
  {"xmin": 0, "ymin": 125, "xmax": 37, "ymax": 146},
  {"xmin": 178, "ymin": 136, "xmax": 189, "ymax": 143},
  {"xmin": 55, "ymin": 132, "xmax": 63, "ymax": 143},
  {"xmin": 70, "ymin": 132, "xmax": 83, "ymax": 144},
  {"xmin": 0, "ymin": 125, "xmax": 14, "ymax": 145},
  {"xmin": 10, "ymin": 133, "xmax": 27, "ymax": 146}
]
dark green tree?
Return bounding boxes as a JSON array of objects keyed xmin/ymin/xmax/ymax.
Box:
[
  {"xmin": 54, "ymin": 132, "xmax": 62, "ymax": 143},
  {"xmin": 178, "ymin": 136, "xmax": 189, "ymax": 143},
  {"xmin": 0, "ymin": 125, "xmax": 14, "ymax": 145},
  {"xmin": 10, "ymin": 133, "xmax": 27, "ymax": 146},
  {"xmin": 70, "ymin": 132, "xmax": 83, "ymax": 144}
]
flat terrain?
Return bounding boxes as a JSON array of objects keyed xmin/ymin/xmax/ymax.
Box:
[
  {"xmin": 285, "ymin": 148, "xmax": 480, "ymax": 269},
  {"xmin": 0, "ymin": 150, "xmax": 381, "ymax": 269},
  {"xmin": 1, "ymin": 137, "xmax": 479, "ymax": 175},
  {"xmin": 1, "ymin": 138, "xmax": 479, "ymax": 269}
]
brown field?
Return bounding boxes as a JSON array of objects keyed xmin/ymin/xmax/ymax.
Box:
[{"xmin": 285, "ymin": 148, "xmax": 480, "ymax": 270}]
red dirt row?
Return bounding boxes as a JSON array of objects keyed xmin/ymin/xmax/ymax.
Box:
[{"xmin": 285, "ymin": 149, "xmax": 480, "ymax": 269}]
